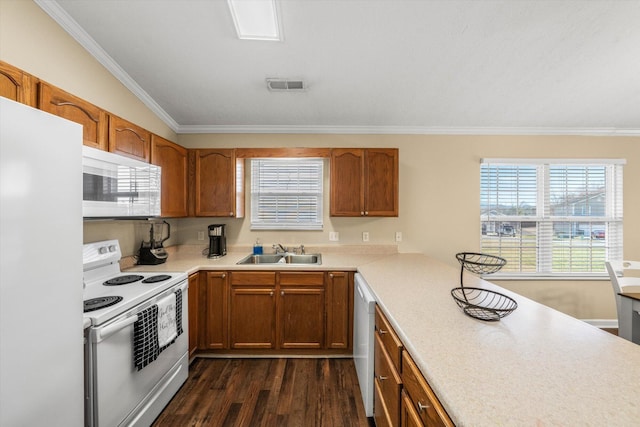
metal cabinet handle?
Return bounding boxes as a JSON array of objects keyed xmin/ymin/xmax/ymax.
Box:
[
  {"xmin": 221, "ymin": 273, "xmax": 226, "ymax": 279},
  {"xmin": 417, "ymin": 401, "xmax": 430, "ymax": 412},
  {"xmin": 281, "ymin": 290, "xmax": 285, "ymax": 296},
  {"xmin": 377, "ymin": 375, "xmax": 388, "ymax": 381},
  {"xmin": 365, "ymin": 211, "xmax": 369, "ymax": 215},
  {"xmin": 229, "ymin": 212, "xmax": 234, "ymax": 217},
  {"xmin": 270, "ymin": 291, "xmax": 274, "ymax": 296},
  {"xmin": 378, "ymin": 328, "xmax": 388, "ymax": 335},
  {"xmin": 329, "ymin": 273, "xmax": 334, "ymax": 278},
  {"xmin": 360, "ymin": 211, "xmax": 365, "ymax": 216}
]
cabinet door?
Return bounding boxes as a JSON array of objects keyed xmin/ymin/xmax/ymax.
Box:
[
  {"xmin": 38, "ymin": 82, "xmax": 108, "ymax": 150},
  {"xmin": 109, "ymin": 115, "xmax": 151, "ymax": 161},
  {"xmin": 401, "ymin": 390, "xmax": 423, "ymax": 427},
  {"xmin": 204, "ymin": 272, "xmax": 229, "ymax": 350},
  {"xmin": 326, "ymin": 271, "xmax": 353, "ymax": 349},
  {"xmin": 364, "ymin": 148, "xmax": 399, "ymax": 216},
  {"xmin": 0, "ymin": 61, "xmax": 36, "ymax": 107},
  {"xmin": 151, "ymin": 135, "xmax": 188, "ymax": 217},
  {"xmin": 279, "ymin": 272, "xmax": 325, "ymax": 349},
  {"xmin": 187, "ymin": 272, "xmax": 200, "ymax": 356},
  {"xmin": 401, "ymin": 351, "xmax": 454, "ymax": 427},
  {"xmin": 192, "ymin": 149, "xmax": 240, "ymax": 217},
  {"xmin": 229, "ymin": 272, "xmax": 276, "ymax": 349},
  {"xmin": 330, "ymin": 148, "xmax": 364, "ymax": 216}
]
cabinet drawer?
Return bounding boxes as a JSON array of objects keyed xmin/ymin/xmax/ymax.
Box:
[
  {"xmin": 230, "ymin": 271, "xmax": 276, "ymax": 285},
  {"xmin": 374, "ymin": 378, "xmax": 393, "ymax": 427},
  {"xmin": 401, "ymin": 351, "xmax": 453, "ymax": 427},
  {"xmin": 375, "ymin": 305, "xmax": 403, "ymax": 372},
  {"xmin": 375, "ymin": 333, "xmax": 402, "ymax": 426},
  {"xmin": 279, "ymin": 271, "xmax": 324, "ymax": 285}
]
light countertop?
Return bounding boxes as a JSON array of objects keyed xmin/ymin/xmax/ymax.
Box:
[{"xmin": 128, "ymin": 247, "xmax": 640, "ymax": 425}]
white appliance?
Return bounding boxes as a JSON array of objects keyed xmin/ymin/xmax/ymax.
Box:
[
  {"xmin": 354, "ymin": 273, "xmax": 376, "ymax": 417},
  {"xmin": 83, "ymin": 239, "xmax": 188, "ymax": 427},
  {"xmin": 83, "ymin": 145, "xmax": 161, "ymax": 219},
  {"xmin": 1, "ymin": 98, "xmax": 84, "ymax": 426}
]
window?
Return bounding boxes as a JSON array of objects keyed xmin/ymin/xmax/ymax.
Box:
[
  {"xmin": 251, "ymin": 158, "xmax": 323, "ymax": 230},
  {"xmin": 480, "ymin": 158, "xmax": 625, "ymax": 277}
]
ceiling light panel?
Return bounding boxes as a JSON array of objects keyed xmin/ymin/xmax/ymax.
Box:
[{"xmin": 227, "ymin": 0, "xmax": 281, "ymax": 41}]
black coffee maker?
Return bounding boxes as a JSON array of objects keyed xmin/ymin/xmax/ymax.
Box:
[
  {"xmin": 138, "ymin": 221, "xmax": 170, "ymax": 265},
  {"xmin": 207, "ymin": 224, "xmax": 227, "ymax": 258}
]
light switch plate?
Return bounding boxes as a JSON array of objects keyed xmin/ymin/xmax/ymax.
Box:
[
  {"xmin": 329, "ymin": 232, "xmax": 339, "ymax": 241},
  {"xmin": 197, "ymin": 231, "xmax": 205, "ymax": 241},
  {"xmin": 362, "ymin": 231, "xmax": 370, "ymax": 242},
  {"xmin": 395, "ymin": 231, "xmax": 402, "ymax": 242}
]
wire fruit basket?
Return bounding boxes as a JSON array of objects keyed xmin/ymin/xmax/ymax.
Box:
[{"xmin": 451, "ymin": 252, "xmax": 517, "ymax": 321}]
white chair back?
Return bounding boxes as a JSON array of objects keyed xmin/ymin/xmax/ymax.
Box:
[{"xmin": 605, "ymin": 260, "xmax": 640, "ymax": 322}]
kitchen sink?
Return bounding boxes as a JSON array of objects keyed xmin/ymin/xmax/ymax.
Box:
[{"xmin": 236, "ymin": 253, "xmax": 322, "ymax": 265}]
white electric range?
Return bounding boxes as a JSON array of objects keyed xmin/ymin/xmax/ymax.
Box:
[{"xmin": 83, "ymin": 240, "xmax": 188, "ymax": 427}]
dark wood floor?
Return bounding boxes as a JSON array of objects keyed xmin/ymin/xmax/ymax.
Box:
[{"xmin": 153, "ymin": 358, "xmax": 371, "ymax": 427}]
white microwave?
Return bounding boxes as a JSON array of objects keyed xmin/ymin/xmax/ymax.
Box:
[{"xmin": 82, "ymin": 146, "xmax": 161, "ymax": 218}]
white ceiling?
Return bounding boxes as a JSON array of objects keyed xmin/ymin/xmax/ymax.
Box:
[{"xmin": 39, "ymin": 0, "xmax": 640, "ymax": 135}]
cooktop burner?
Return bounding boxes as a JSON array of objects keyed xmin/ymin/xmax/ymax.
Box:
[
  {"xmin": 141, "ymin": 274, "xmax": 172, "ymax": 284},
  {"xmin": 103, "ymin": 275, "xmax": 144, "ymax": 286},
  {"xmin": 84, "ymin": 296, "xmax": 123, "ymax": 313}
]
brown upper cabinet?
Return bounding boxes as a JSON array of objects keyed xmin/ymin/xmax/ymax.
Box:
[
  {"xmin": 108, "ymin": 114, "xmax": 151, "ymax": 162},
  {"xmin": 190, "ymin": 149, "xmax": 244, "ymax": 217},
  {"xmin": 151, "ymin": 135, "xmax": 188, "ymax": 217},
  {"xmin": 330, "ymin": 148, "xmax": 399, "ymax": 217},
  {"xmin": 0, "ymin": 61, "xmax": 37, "ymax": 107},
  {"xmin": 38, "ymin": 82, "xmax": 109, "ymax": 150}
]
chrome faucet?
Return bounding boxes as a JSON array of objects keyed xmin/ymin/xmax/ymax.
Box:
[{"xmin": 273, "ymin": 243, "xmax": 287, "ymax": 254}]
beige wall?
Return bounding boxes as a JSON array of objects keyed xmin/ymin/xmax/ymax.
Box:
[
  {"xmin": 179, "ymin": 133, "xmax": 640, "ymax": 320},
  {"xmin": 3, "ymin": 1, "xmax": 639, "ymax": 320},
  {"xmin": 0, "ymin": 0, "xmax": 176, "ymax": 140}
]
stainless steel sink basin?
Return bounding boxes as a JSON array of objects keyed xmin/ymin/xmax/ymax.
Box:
[
  {"xmin": 283, "ymin": 254, "xmax": 321, "ymax": 264},
  {"xmin": 236, "ymin": 254, "xmax": 284, "ymax": 264},
  {"xmin": 236, "ymin": 253, "xmax": 322, "ymax": 265}
]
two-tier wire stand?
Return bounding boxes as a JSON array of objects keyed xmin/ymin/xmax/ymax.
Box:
[{"xmin": 451, "ymin": 252, "xmax": 517, "ymax": 321}]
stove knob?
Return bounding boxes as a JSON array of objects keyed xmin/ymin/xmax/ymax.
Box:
[
  {"xmin": 108, "ymin": 245, "xmax": 116, "ymax": 252},
  {"xmin": 99, "ymin": 246, "xmax": 107, "ymax": 254}
]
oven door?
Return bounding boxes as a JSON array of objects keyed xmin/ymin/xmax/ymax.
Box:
[{"xmin": 87, "ymin": 281, "xmax": 188, "ymax": 427}]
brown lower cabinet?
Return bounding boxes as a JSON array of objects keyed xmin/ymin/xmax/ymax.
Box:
[
  {"xmin": 374, "ymin": 304, "xmax": 454, "ymax": 427},
  {"xmin": 192, "ymin": 270, "xmax": 353, "ymax": 354}
]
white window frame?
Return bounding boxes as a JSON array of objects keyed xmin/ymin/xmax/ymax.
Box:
[
  {"xmin": 250, "ymin": 158, "xmax": 324, "ymax": 230},
  {"xmin": 480, "ymin": 158, "xmax": 625, "ymax": 279}
]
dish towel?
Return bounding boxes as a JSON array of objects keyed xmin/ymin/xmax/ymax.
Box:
[
  {"xmin": 133, "ymin": 305, "xmax": 160, "ymax": 371},
  {"xmin": 157, "ymin": 292, "xmax": 178, "ymax": 348},
  {"xmin": 133, "ymin": 290, "xmax": 183, "ymax": 371}
]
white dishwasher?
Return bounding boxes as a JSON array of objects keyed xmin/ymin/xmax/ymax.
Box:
[{"xmin": 353, "ymin": 273, "xmax": 376, "ymax": 417}]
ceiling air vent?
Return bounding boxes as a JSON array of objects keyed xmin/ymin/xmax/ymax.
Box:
[{"xmin": 266, "ymin": 78, "xmax": 306, "ymax": 92}]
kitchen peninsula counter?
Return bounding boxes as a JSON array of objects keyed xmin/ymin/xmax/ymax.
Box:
[{"xmin": 129, "ymin": 249, "xmax": 640, "ymax": 425}]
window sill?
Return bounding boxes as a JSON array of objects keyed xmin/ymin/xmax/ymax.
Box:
[{"xmin": 484, "ymin": 274, "xmax": 609, "ymax": 281}]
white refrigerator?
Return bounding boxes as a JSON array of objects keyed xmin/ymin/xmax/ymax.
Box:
[{"xmin": 0, "ymin": 97, "xmax": 84, "ymax": 426}]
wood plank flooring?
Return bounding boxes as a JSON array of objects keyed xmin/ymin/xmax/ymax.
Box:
[{"xmin": 153, "ymin": 358, "xmax": 371, "ymax": 427}]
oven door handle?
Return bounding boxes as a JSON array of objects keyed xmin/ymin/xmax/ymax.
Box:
[{"xmin": 97, "ymin": 315, "xmax": 139, "ymax": 342}]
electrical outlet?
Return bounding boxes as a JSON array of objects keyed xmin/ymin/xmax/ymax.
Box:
[
  {"xmin": 329, "ymin": 232, "xmax": 339, "ymax": 241},
  {"xmin": 362, "ymin": 231, "xmax": 370, "ymax": 242},
  {"xmin": 197, "ymin": 231, "xmax": 205, "ymax": 241},
  {"xmin": 395, "ymin": 231, "xmax": 402, "ymax": 242}
]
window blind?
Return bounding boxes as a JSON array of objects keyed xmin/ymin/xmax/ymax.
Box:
[
  {"xmin": 251, "ymin": 158, "xmax": 323, "ymax": 230},
  {"xmin": 480, "ymin": 159, "xmax": 624, "ymax": 276}
]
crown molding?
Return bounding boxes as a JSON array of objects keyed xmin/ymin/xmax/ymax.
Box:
[
  {"xmin": 35, "ymin": 0, "xmax": 180, "ymax": 132},
  {"xmin": 177, "ymin": 124, "xmax": 640, "ymax": 136},
  {"xmin": 35, "ymin": 2, "xmax": 640, "ymax": 138}
]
